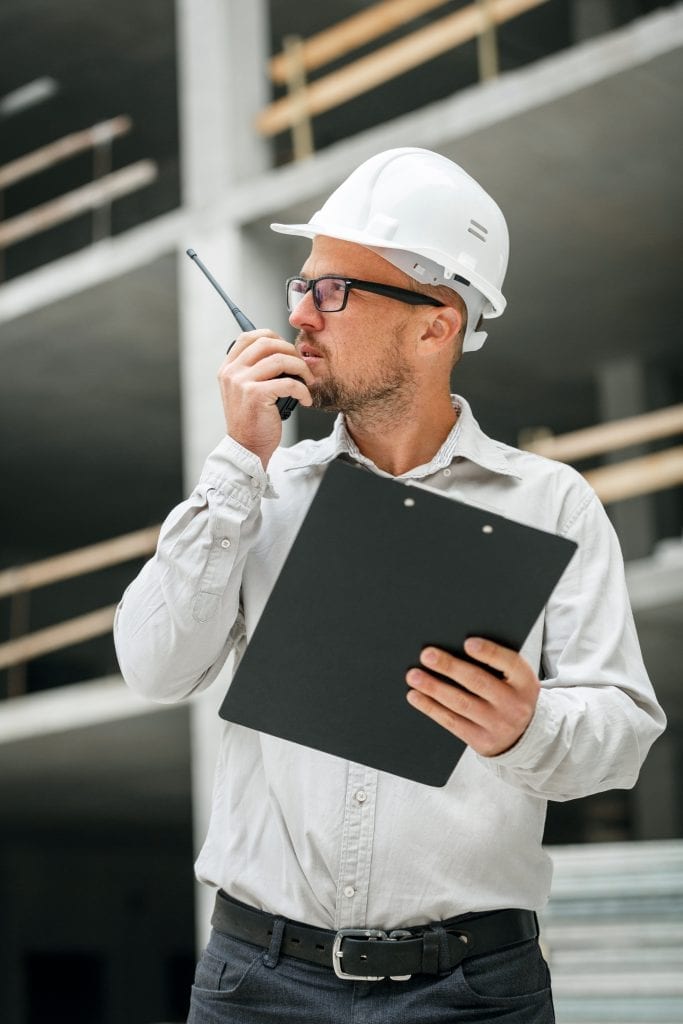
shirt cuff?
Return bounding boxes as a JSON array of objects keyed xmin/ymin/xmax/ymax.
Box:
[
  {"xmin": 480, "ymin": 688, "xmax": 560, "ymax": 770},
  {"xmin": 200, "ymin": 435, "xmax": 279, "ymax": 507}
]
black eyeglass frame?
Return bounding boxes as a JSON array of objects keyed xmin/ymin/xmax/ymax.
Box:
[{"xmin": 286, "ymin": 275, "xmax": 447, "ymax": 313}]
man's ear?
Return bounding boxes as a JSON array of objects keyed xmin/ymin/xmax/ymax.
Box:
[{"xmin": 419, "ymin": 306, "xmax": 463, "ymax": 354}]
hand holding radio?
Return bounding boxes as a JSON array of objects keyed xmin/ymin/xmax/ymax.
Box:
[
  {"xmin": 187, "ymin": 249, "xmax": 314, "ymax": 468},
  {"xmin": 218, "ymin": 330, "xmax": 314, "ymax": 468}
]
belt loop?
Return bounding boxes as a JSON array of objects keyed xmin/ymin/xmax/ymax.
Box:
[
  {"xmin": 262, "ymin": 917, "xmax": 286, "ymax": 969},
  {"xmin": 424, "ymin": 923, "xmax": 451, "ymax": 976},
  {"xmin": 420, "ymin": 928, "xmax": 440, "ymax": 975}
]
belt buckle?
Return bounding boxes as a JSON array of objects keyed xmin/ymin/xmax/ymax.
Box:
[
  {"xmin": 333, "ymin": 928, "xmax": 387, "ymax": 981},
  {"xmin": 332, "ymin": 928, "xmax": 413, "ymax": 982}
]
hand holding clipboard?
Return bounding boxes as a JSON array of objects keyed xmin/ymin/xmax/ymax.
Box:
[{"xmin": 220, "ymin": 461, "xmax": 577, "ymax": 786}]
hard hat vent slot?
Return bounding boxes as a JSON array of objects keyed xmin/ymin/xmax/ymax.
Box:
[{"xmin": 468, "ymin": 220, "xmax": 488, "ymax": 242}]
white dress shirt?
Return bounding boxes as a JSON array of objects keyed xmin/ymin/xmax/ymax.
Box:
[{"xmin": 114, "ymin": 396, "xmax": 665, "ymax": 930}]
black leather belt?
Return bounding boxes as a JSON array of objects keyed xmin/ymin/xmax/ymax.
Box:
[{"xmin": 212, "ymin": 890, "xmax": 539, "ymax": 981}]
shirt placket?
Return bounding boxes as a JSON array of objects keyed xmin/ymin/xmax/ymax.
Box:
[{"xmin": 334, "ymin": 763, "xmax": 378, "ymax": 929}]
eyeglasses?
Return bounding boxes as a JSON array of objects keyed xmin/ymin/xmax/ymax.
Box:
[{"xmin": 286, "ymin": 275, "xmax": 446, "ymax": 313}]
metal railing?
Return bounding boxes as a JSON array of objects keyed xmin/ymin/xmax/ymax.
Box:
[
  {"xmin": 257, "ymin": 0, "xmax": 549, "ymax": 160},
  {"xmin": 0, "ymin": 527, "xmax": 159, "ymax": 694},
  {"xmin": 522, "ymin": 405, "xmax": 683, "ymax": 505},
  {"xmin": 0, "ymin": 114, "xmax": 158, "ymax": 270}
]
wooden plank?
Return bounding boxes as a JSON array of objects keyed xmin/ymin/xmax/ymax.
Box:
[
  {"xmin": 0, "ymin": 116, "xmax": 132, "ymax": 190},
  {"xmin": 0, "ymin": 605, "xmax": 117, "ymax": 670},
  {"xmin": 0, "ymin": 160, "xmax": 158, "ymax": 249},
  {"xmin": 269, "ymin": 0, "xmax": 450, "ymax": 82},
  {"xmin": 524, "ymin": 405, "xmax": 683, "ymax": 462},
  {"xmin": 257, "ymin": 0, "xmax": 548, "ymax": 136},
  {"xmin": 476, "ymin": 0, "xmax": 500, "ymax": 80},
  {"xmin": 283, "ymin": 35, "xmax": 315, "ymax": 161},
  {"xmin": 584, "ymin": 446, "xmax": 683, "ymax": 505},
  {"xmin": 0, "ymin": 526, "xmax": 159, "ymax": 599}
]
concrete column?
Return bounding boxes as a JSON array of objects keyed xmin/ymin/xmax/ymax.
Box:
[
  {"xmin": 176, "ymin": 0, "xmax": 271, "ymax": 209},
  {"xmin": 175, "ymin": 1, "xmax": 297, "ymax": 480},
  {"xmin": 181, "ymin": 222, "xmax": 300, "ymax": 949},
  {"xmin": 177, "ymin": 225, "xmax": 246, "ymax": 480},
  {"xmin": 597, "ymin": 356, "xmax": 657, "ymax": 561},
  {"xmin": 174, "ymin": 0, "xmax": 276, "ymax": 949}
]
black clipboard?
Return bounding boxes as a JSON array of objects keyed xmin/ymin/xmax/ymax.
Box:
[{"xmin": 220, "ymin": 460, "xmax": 577, "ymax": 787}]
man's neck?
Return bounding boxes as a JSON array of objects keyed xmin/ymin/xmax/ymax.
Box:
[{"xmin": 344, "ymin": 392, "xmax": 458, "ymax": 476}]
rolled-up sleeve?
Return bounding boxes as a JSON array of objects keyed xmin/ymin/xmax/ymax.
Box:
[
  {"xmin": 114, "ymin": 436, "xmax": 277, "ymax": 703},
  {"xmin": 483, "ymin": 488, "xmax": 666, "ymax": 799}
]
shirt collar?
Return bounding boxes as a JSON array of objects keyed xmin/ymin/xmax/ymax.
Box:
[{"xmin": 285, "ymin": 395, "xmax": 520, "ymax": 480}]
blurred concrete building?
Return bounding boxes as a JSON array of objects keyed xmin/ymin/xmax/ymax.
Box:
[{"xmin": 0, "ymin": 2, "xmax": 681, "ymax": 1022}]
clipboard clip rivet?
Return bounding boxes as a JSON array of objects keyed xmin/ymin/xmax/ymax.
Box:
[
  {"xmin": 482, "ymin": 524, "xmax": 494, "ymax": 534},
  {"xmin": 404, "ymin": 497, "xmax": 416, "ymax": 508}
]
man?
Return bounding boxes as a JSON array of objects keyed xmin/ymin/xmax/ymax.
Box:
[{"xmin": 114, "ymin": 148, "xmax": 665, "ymax": 1023}]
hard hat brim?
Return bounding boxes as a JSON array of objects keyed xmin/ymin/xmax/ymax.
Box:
[{"xmin": 270, "ymin": 220, "xmax": 506, "ymax": 320}]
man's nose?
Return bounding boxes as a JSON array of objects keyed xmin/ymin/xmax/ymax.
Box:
[{"xmin": 289, "ymin": 290, "xmax": 325, "ymax": 332}]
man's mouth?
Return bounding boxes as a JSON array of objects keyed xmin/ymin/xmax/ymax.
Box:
[{"xmin": 298, "ymin": 340, "xmax": 325, "ymax": 362}]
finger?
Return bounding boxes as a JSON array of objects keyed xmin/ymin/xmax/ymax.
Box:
[
  {"xmin": 406, "ymin": 664, "xmax": 538, "ymax": 757},
  {"xmin": 228, "ymin": 337, "xmax": 315, "ymax": 384},
  {"xmin": 234, "ymin": 335, "xmax": 291, "ymax": 363},
  {"xmin": 238, "ymin": 352, "xmax": 315, "ymax": 387},
  {"xmin": 405, "ymin": 687, "xmax": 485, "ymax": 747},
  {"xmin": 406, "ymin": 684, "xmax": 531, "ymax": 758},
  {"xmin": 242, "ymin": 376, "xmax": 313, "ymax": 408},
  {"xmin": 418, "ymin": 646, "xmax": 498, "ymax": 699},
  {"xmin": 268, "ymin": 376, "xmax": 313, "ymax": 407},
  {"xmin": 224, "ymin": 329, "xmax": 281, "ymax": 361},
  {"xmin": 407, "ymin": 667, "xmax": 487, "ymax": 723},
  {"xmin": 463, "ymin": 637, "xmax": 522, "ymax": 682},
  {"xmin": 220, "ymin": 340, "xmax": 315, "ymax": 392}
]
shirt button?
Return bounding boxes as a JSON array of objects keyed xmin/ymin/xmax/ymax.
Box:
[
  {"xmin": 443, "ymin": 468, "xmax": 452, "ymax": 477},
  {"xmin": 343, "ymin": 886, "xmax": 356, "ymax": 898},
  {"xmin": 220, "ymin": 539, "xmax": 231, "ymax": 549},
  {"xmin": 355, "ymin": 790, "xmax": 367, "ymax": 804}
]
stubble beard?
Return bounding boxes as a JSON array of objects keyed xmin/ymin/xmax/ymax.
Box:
[{"xmin": 300, "ymin": 327, "xmax": 417, "ymax": 419}]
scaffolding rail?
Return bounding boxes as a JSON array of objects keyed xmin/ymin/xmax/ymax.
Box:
[
  {"xmin": 258, "ymin": 0, "xmax": 548, "ymax": 159},
  {"xmin": 0, "ymin": 114, "xmax": 158, "ymax": 258},
  {"xmin": 0, "ymin": 405, "xmax": 681, "ymax": 687}
]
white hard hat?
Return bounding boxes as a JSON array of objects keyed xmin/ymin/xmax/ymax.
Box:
[{"xmin": 271, "ymin": 147, "xmax": 509, "ymax": 352}]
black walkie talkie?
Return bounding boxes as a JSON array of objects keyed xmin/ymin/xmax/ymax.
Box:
[{"xmin": 186, "ymin": 248, "xmax": 298, "ymax": 421}]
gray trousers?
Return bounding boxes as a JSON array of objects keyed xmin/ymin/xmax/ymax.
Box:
[{"xmin": 187, "ymin": 925, "xmax": 555, "ymax": 1023}]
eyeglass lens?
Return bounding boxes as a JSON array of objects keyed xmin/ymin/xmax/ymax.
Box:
[{"xmin": 288, "ymin": 277, "xmax": 347, "ymax": 312}]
